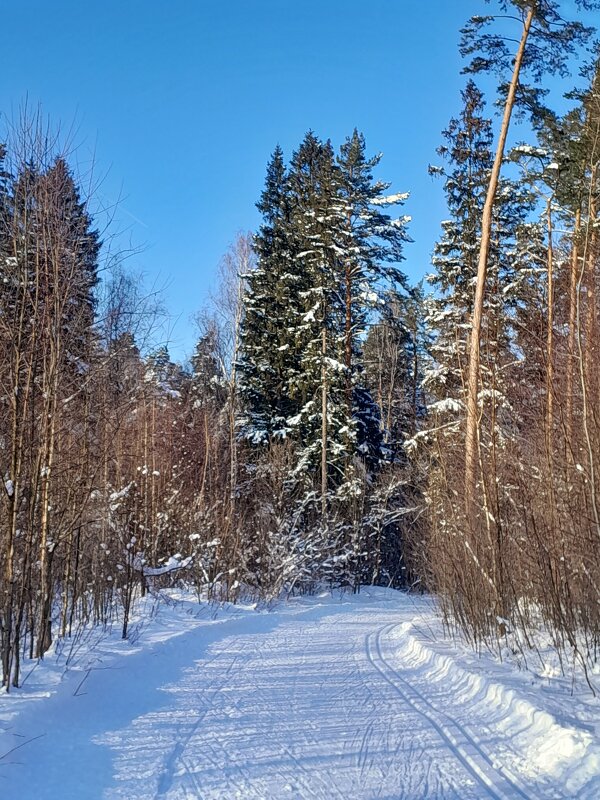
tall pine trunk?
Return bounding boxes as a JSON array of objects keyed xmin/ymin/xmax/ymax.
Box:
[
  {"xmin": 546, "ymin": 198, "xmax": 555, "ymax": 469},
  {"xmin": 464, "ymin": 5, "xmax": 535, "ymax": 531},
  {"xmin": 566, "ymin": 209, "xmax": 581, "ymax": 449},
  {"xmin": 321, "ymin": 325, "xmax": 328, "ymax": 520}
]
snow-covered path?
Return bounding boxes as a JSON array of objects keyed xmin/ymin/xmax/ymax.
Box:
[{"xmin": 1, "ymin": 590, "xmax": 599, "ymax": 799}]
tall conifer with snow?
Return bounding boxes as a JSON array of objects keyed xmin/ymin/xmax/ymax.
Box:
[
  {"xmin": 237, "ymin": 130, "xmax": 411, "ymax": 587},
  {"xmin": 190, "ymin": 322, "xmax": 225, "ymax": 410},
  {"xmin": 238, "ymin": 145, "xmax": 300, "ymax": 443},
  {"xmin": 425, "ymin": 81, "xmax": 494, "ymax": 422},
  {"xmin": 422, "ymin": 81, "xmax": 538, "ymax": 620},
  {"xmin": 239, "ymin": 132, "xmax": 410, "ymax": 488},
  {"xmin": 336, "ymin": 130, "xmax": 411, "ymax": 480},
  {"xmin": 424, "ymin": 82, "xmax": 532, "ymax": 440}
]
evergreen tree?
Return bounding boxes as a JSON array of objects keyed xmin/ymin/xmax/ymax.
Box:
[
  {"xmin": 425, "ymin": 81, "xmax": 494, "ymax": 416},
  {"xmin": 190, "ymin": 321, "xmax": 225, "ymax": 410},
  {"xmin": 145, "ymin": 345, "xmax": 183, "ymax": 399},
  {"xmin": 238, "ymin": 130, "xmax": 411, "ymax": 489},
  {"xmin": 422, "ymin": 80, "xmax": 536, "ymax": 620},
  {"xmin": 285, "ymin": 131, "xmax": 410, "ymax": 495},
  {"xmin": 237, "ymin": 130, "xmax": 410, "ymax": 587},
  {"xmin": 238, "ymin": 145, "xmax": 301, "ymax": 443},
  {"xmin": 425, "ymin": 81, "xmax": 531, "ymax": 428},
  {"xmin": 0, "ymin": 143, "xmax": 9, "ymax": 256},
  {"xmin": 39, "ymin": 157, "xmax": 101, "ymax": 367},
  {"xmin": 460, "ymin": 0, "xmax": 599, "ymax": 532},
  {"xmin": 284, "ymin": 133, "xmax": 350, "ymax": 492},
  {"xmin": 337, "ymin": 130, "xmax": 411, "ymax": 476},
  {"xmin": 364, "ymin": 286, "xmax": 428, "ymax": 458}
]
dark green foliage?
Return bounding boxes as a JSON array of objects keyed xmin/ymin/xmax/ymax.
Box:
[
  {"xmin": 238, "ymin": 131, "xmax": 410, "ymax": 491},
  {"xmin": 190, "ymin": 321, "xmax": 226, "ymax": 409},
  {"xmin": 238, "ymin": 145, "xmax": 301, "ymax": 443}
]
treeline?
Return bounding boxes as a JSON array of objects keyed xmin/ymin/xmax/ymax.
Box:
[
  {"xmin": 422, "ymin": 1, "xmax": 600, "ymax": 670},
  {"xmin": 0, "ymin": 129, "xmax": 205, "ymax": 687},
  {"xmin": 0, "ymin": 124, "xmax": 423, "ymax": 690},
  {"xmin": 2, "ymin": 0, "xmax": 600, "ymax": 690}
]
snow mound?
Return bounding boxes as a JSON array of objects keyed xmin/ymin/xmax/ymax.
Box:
[{"xmin": 386, "ymin": 620, "xmax": 600, "ymax": 798}]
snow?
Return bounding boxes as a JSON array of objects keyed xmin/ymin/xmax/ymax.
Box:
[
  {"xmin": 512, "ymin": 145, "xmax": 548, "ymax": 158},
  {"xmin": 370, "ymin": 192, "xmax": 409, "ymax": 206},
  {"xmin": 108, "ymin": 484, "xmax": 133, "ymax": 506},
  {"xmin": 1, "ymin": 589, "xmax": 599, "ymax": 799},
  {"xmin": 132, "ymin": 554, "xmax": 193, "ymax": 577},
  {"xmin": 324, "ymin": 356, "xmax": 347, "ymax": 372},
  {"xmin": 429, "ymin": 397, "xmax": 464, "ymax": 414}
]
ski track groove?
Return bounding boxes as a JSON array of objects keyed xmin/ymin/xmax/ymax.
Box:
[
  {"xmin": 4, "ymin": 594, "xmax": 581, "ymax": 799},
  {"xmin": 131, "ymin": 610, "xmax": 564, "ymax": 799},
  {"xmin": 154, "ymin": 651, "xmax": 243, "ymax": 799},
  {"xmin": 367, "ymin": 622, "xmax": 532, "ymax": 800},
  {"xmin": 254, "ymin": 625, "xmax": 344, "ymax": 800}
]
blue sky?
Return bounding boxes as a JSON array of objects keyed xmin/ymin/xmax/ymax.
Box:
[{"xmin": 0, "ymin": 0, "xmax": 584, "ymax": 360}]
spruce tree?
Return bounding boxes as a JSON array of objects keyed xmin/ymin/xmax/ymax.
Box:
[
  {"xmin": 425, "ymin": 81, "xmax": 531, "ymax": 430},
  {"xmin": 0, "ymin": 143, "xmax": 9, "ymax": 256},
  {"xmin": 238, "ymin": 145, "xmax": 301, "ymax": 443},
  {"xmin": 239, "ymin": 131, "xmax": 410, "ymax": 487},
  {"xmin": 337, "ymin": 130, "xmax": 411, "ymax": 479},
  {"xmin": 284, "ymin": 133, "xmax": 349, "ymax": 494},
  {"xmin": 237, "ymin": 129, "xmax": 410, "ymax": 587},
  {"xmin": 40, "ymin": 157, "xmax": 101, "ymax": 366},
  {"xmin": 190, "ymin": 322, "xmax": 225, "ymax": 410},
  {"xmin": 286, "ymin": 131, "xmax": 411, "ymax": 495},
  {"xmin": 425, "ymin": 81, "xmax": 493, "ymax": 418}
]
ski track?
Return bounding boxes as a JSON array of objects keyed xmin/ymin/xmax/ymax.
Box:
[
  {"xmin": 1, "ymin": 590, "xmax": 597, "ymax": 799},
  {"xmin": 366, "ymin": 623, "xmax": 530, "ymax": 800}
]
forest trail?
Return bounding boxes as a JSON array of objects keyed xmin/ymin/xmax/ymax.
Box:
[{"xmin": 1, "ymin": 589, "xmax": 598, "ymax": 799}]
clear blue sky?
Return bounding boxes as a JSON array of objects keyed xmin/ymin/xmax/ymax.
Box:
[{"xmin": 0, "ymin": 0, "xmax": 583, "ymax": 360}]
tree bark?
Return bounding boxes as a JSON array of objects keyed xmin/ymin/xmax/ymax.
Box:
[
  {"xmin": 546, "ymin": 198, "xmax": 554, "ymax": 467},
  {"xmin": 321, "ymin": 325, "xmax": 328, "ymax": 520},
  {"xmin": 566, "ymin": 209, "xmax": 581, "ymax": 448},
  {"xmin": 464, "ymin": 4, "xmax": 535, "ymax": 531}
]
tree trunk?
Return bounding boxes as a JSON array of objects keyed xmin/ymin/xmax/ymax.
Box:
[
  {"xmin": 546, "ymin": 198, "xmax": 554, "ymax": 467},
  {"xmin": 464, "ymin": 5, "xmax": 535, "ymax": 530},
  {"xmin": 566, "ymin": 209, "xmax": 581, "ymax": 448},
  {"xmin": 321, "ymin": 325, "xmax": 328, "ymax": 520}
]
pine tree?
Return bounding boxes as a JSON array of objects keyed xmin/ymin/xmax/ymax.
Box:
[
  {"xmin": 460, "ymin": 0, "xmax": 599, "ymax": 530},
  {"xmin": 422, "ymin": 81, "xmax": 539, "ymax": 631}
]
